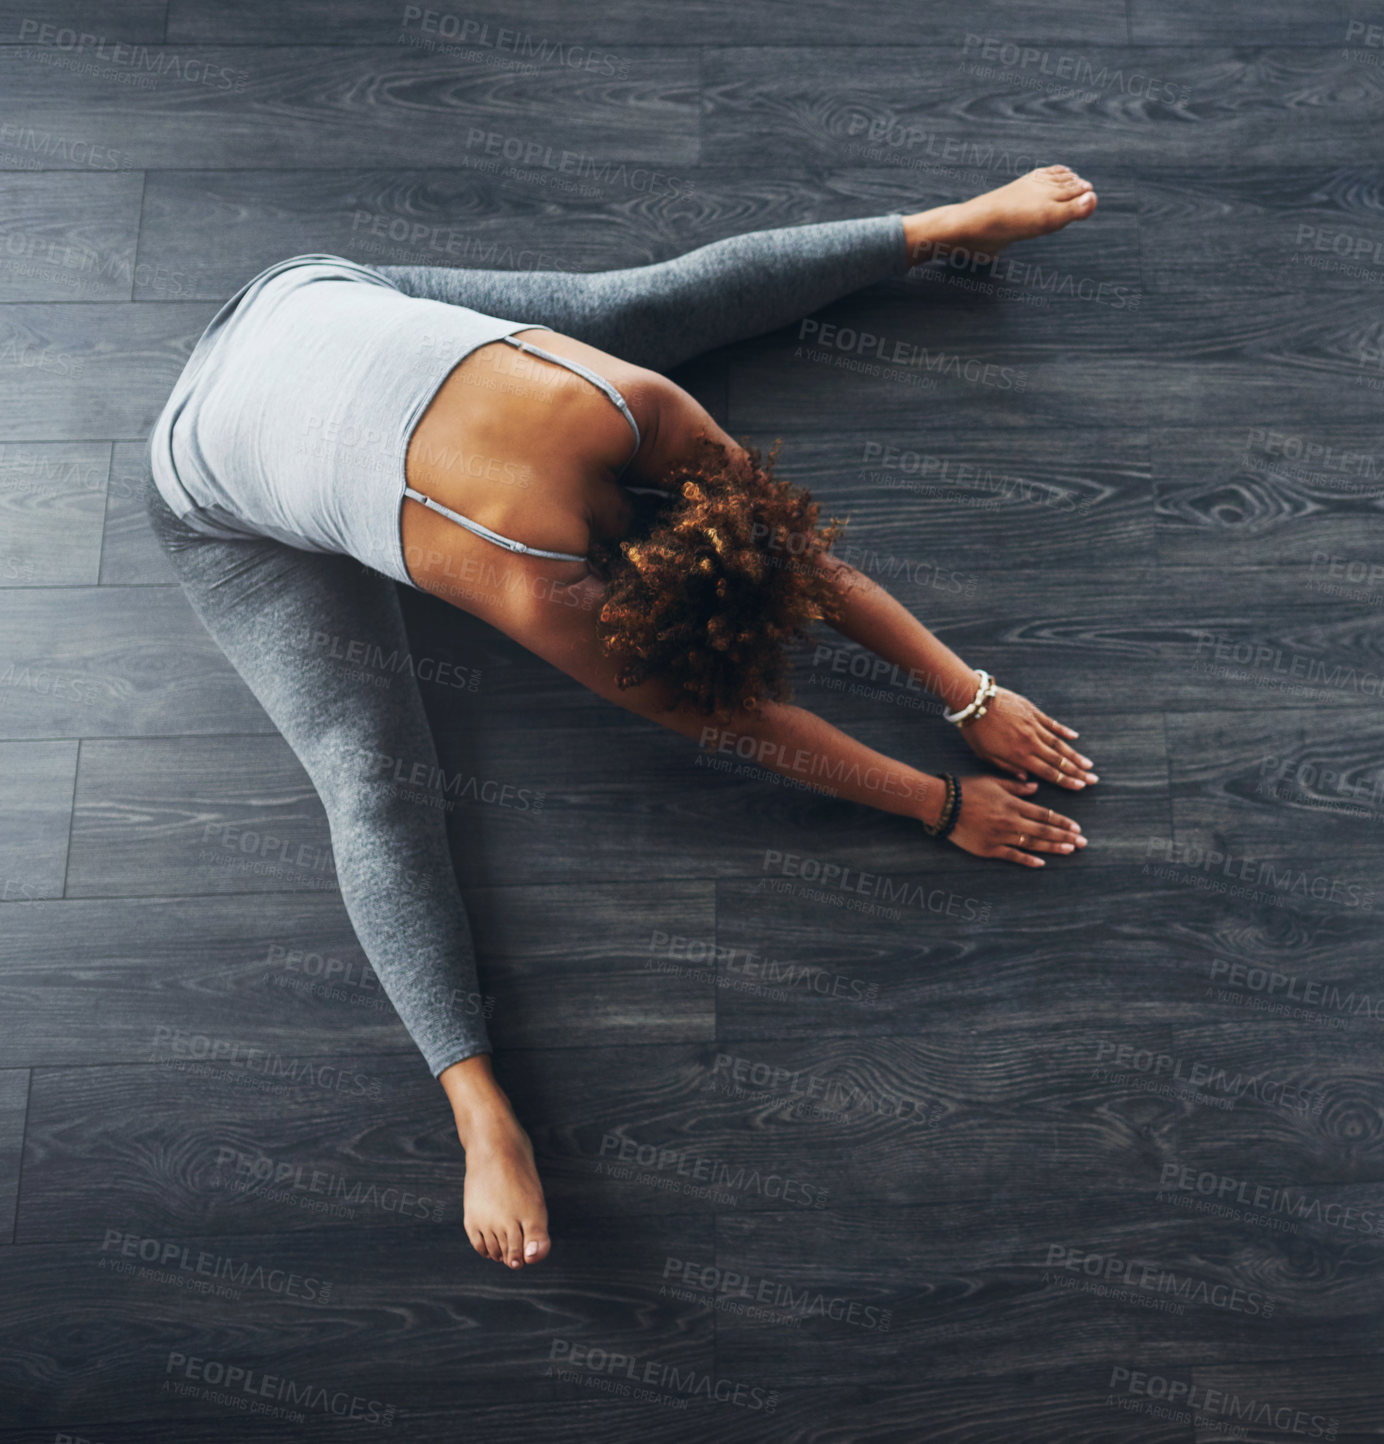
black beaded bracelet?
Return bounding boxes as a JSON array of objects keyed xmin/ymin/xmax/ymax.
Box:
[
  {"xmin": 936, "ymin": 773, "xmax": 962, "ymax": 840},
  {"xmin": 922, "ymin": 772, "xmax": 962, "ymax": 840}
]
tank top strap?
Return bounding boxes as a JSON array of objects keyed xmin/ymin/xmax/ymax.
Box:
[{"xmin": 501, "ymin": 333, "xmax": 642, "ymax": 468}]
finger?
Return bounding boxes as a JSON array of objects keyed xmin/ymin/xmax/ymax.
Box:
[
  {"xmin": 1029, "ymin": 747, "xmax": 1091, "ymax": 789},
  {"xmin": 994, "ymin": 845, "xmax": 1044, "ymax": 868},
  {"xmin": 999, "ymin": 778, "xmax": 1041, "ymax": 797},
  {"xmin": 1014, "ymin": 821, "xmax": 1082, "ymax": 847},
  {"xmin": 1032, "ymin": 738, "xmax": 1095, "ymax": 778},
  {"xmin": 1037, "ymin": 708, "xmax": 1080, "ymax": 740},
  {"xmin": 1017, "ymin": 801, "xmax": 1083, "ymax": 834},
  {"xmin": 1019, "ymin": 834, "xmax": 1078, "ymax": 854},
  {"xmin": 1045, "ymin": 730, "xmax": 1095, "ymax": 773}
]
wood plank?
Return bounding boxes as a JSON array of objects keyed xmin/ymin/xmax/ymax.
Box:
[
  {"xmin": 65, "ymin": 734, "xmax": 329, "ymax": 896},
  {"xmin": 0, "ymin": 0, "xmax": 167, "ymax": 45},
  {"xmin": 18, "ymin": 1027, "xmax": 1188, "ymax": 1244},
  {"xmin": 712, "ymin": 1196, "xmax": 1384, "ymax": 1385},
  {"xmin": 1189, "ymin": 1359, "xmax": 1384, "ymax": 1443},
  {"xmin": 168, "ymin": 0, "xmax": 1127, "ymax": 47},
  {"xmin": 1138, "ymin": 167, "xmax": 1384, "ymax": 296},
  {"xmin": 0, "ymin": 440, "xmax": 109, "ymax": 586},
  {"xmin": 1129, "ymin": 0, "xmax": 1349, "ymax": 44},
  {"xmin": 0, "ymin": 1069, "xmax": 27, "ymax": 1242},
  {"xmin": 0, "ymin": 1216, "xmax": 714, "ymax": 1424},
  {"xmin": 1153, "ymin": 425, "xmax": 1384, "ymax": 569},
  {"xmin": 726, "ymin": 288, "xmax": 1384, "ymax": 432},
  {"xmin": 702, "ymin": 46, "xmax": 1384, "ymax": 173},
  {"xmin": 1166, "ymin": 707, "xmax": 1384, "ymax": 862},
  {"xmin": 1167, "ymin": 1020, "xmax": 1384, "ymax": 1182},
  {"xmin": 0, "ymin": 586, "xmax": 275, "ymax": 738},
  {"xmin": 0, "ymin": 880, "xmax": 715, "ymax": 1067},
  {"xmin": 100, "ymin": 441, "xmax": 176, "ymax": 584},
  {"xmin": 0, "ymin": 300, "xmax": 209, "ymax": 443},
  {"xmin": 0, "ymin": 739, "xmax": 77, "ymax": 899},
  {"xmin": 403, "ymin": 567, "xmax": 1384, "ymax": 737},
  {"xmin": 0, "ymin": 168, "xmax": 146, "ymax": 301},
  {"xmin": 0, "ymin": 44, "xmax": 698, "ymax": 170}
]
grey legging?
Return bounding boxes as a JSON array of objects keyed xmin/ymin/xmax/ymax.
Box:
[{"xmin": 143, "ymin": 213, "xmax": 909, "ymax": 1079}]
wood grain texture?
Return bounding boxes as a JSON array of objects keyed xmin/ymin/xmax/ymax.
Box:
[
  {"xmin": 0, "ymin": 0, "xmax": 168, "ymax": 45},
  {"xmin": 726, "ymin": 288, "xmax": 1384, "ymax": 432},
  {"xmin": 0, "ymin": 1068, "xmax": 27, "ymax": 1243},
  {"xmin": 0, "ymin": 169, "xmax": 145, "ymax": 302},
  {"xmin": 1129, "ymin": 0, "xmax": 1350, "ymax": 44},
  {"xmin": 0, "ymin": 1216, "xmax": 716, "ymax": 1425},
  {"xmin": 0, "ymin": 45, "xmax": 699, "ymax": 171},
  {"xmin": 0, "ymin": 441, "xmax": 109, "ymax": 586},
  {"xmin": 65, "ymin": 734, "xmax": 330, "ymax": 896},
  {"xmin": 0, "ymin": 586, "xmax": 276, "ymax": 738},
  {"xmin": 0, "ymin": 880, "xmax": 716, "ymax": 1068},
  {"xmin": 1166, "ymin": 707, "xmax": 1384, "ymax": 861},
  {"xmin": 1153, "ymin": 425, "xmax": 1384, "ymax": 569},
  {"xmin": 701, "ymin": 46, "xmax": 1384, "ymax": 173},
  {"xmin": 163, "ymin": 0, "xmax": 1130, "ymax": 48},
  {"xmin": 0, "ymin": 739, "xmax": 77, "ymax": 898},
  {"xmin": 0, "ymin": 300, "xmax": 213, "ymax": 442},
  {"xmin": 1137, "ymin": 168, "xmax": 1384, "ymax": 296},
  {"xmin": 99, "ymin": 441, "xmax": 178, "ymax": 584}
]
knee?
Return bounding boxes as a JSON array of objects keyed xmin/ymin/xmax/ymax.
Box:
[{"xmin": 316, "ymin": 741, "xmax": 450, "ymax": 843}]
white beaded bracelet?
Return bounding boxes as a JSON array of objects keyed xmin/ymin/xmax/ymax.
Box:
[{"xmin": 944, "ymin": 669, "xmax": 997, "ymax": 726}]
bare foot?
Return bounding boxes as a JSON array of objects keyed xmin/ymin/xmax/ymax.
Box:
[
  {"xmin": 459, "ymin": 1107, "xmax": 551, "ymax": 1269},
  {"xmin": 904, "ymin": 165, "xmax": 1098, "ymax": 265}
]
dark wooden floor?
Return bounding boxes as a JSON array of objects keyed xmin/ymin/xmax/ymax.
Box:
[{"xmin": 2, "ymin": 1, "xmax": 1383, "ymax": 1440}]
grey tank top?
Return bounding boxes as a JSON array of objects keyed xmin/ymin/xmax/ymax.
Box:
[{"xmin": 147, "ymin": 253, "xmax": 560, "ymax": 589}]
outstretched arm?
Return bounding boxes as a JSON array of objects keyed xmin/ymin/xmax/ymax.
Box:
[
  {"xmin": 491, "ymin": 568, "xmax": 1086, "ymax": 864},
  {"xmin": 816, "ymin": 551, "xmax": 984, "ymax": 713},
  {"xmin": 814, "ymin": 551, "xmax": 1099, "ymax": 791}
]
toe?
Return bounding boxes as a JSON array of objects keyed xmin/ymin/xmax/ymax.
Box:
[
  {"xmin": 482, "ymin": 1227, "xmax": 504, "ymax": 1263},
  {"xmin": 467, "ymin": 1227, "xmax": 488, "ymax": 1258},
  {"xmin": 1052, "ymin": 174, "xmax": 1092, "ymax": 200},
  {"xmin": 502, "ymin": 1226, "xmax": 524, "ymax": 1270},
  {"xmin": 521, "ymin": 1220, "xmax": 551, "ymax": 1263}
]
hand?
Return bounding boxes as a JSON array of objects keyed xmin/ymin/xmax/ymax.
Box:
[
  {"xmin": 959, "ymin": 687, "xmax": 1097, "ymax": 790},
  {"xmin": 944, "ymin": 775, "xmax": 1086, "ymax": 867}
]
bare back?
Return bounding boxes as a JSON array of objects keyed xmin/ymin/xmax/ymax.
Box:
[{"xmin": 400, "ymin": 330, "xmax": 742, "ymax": 627}]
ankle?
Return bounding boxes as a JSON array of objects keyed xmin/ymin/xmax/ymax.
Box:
[
  {"xmin": 439, "ymin": 1052, "xmax": 517, "ymax": 1140},
  {"xmin": 902, "ymin": 204, "xmax": 959, "ymax": 265},
  {"xmin": 453, "ymin": 1095, "xmax": 524, "ymax": 1151}
]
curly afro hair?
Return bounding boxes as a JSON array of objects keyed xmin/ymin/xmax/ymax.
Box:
[{"xmin": 587, "ymin": 436, "xmax": 854, "ymax": 723}]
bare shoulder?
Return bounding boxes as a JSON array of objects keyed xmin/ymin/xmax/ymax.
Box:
[{"xmin": 628, "ymin": 373, "xmax": 749, "ymax": 485}]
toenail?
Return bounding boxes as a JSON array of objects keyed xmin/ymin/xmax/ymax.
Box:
[{"xmin": 525, "ymin": 1242, "xmax": 539, "ymax": 1257}]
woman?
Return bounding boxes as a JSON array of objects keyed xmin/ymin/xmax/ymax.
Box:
[{"xmin": 145, "ymin": 164, "xmax": 1100, "ymax": 1273}]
